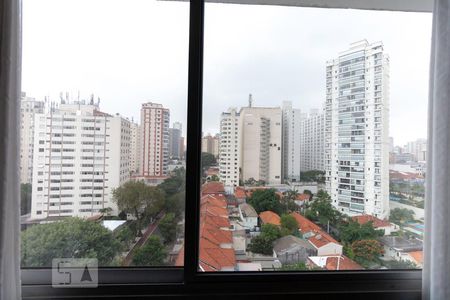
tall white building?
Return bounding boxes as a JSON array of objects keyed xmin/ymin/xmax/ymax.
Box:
[
  {"xmin": 282, "ymin": 101, "xmax": 302, "ymax": 182},
  {"xmin": 30, "ymin": 102, "xmax": 131, "ymax": 219},
  {"xmin": 239, "ymin": 106, "xmax": 282, "ymax": 185},
  {"xmin": 130, "ymin": 121, "xmax": 140, "ymax": 175},
  {"xmin": 300, "ymin": 109, "xmax": 325, "ymax": 172},
  {"xmin": 139, "ymin": 102, "xmax": 170, "ymax": 178},
  {"xmin": 20, "ymin": 92, "xmax": 45, "ymax": 184},
  {"xmin": 405, "ymin": 138, "xmax": 427, "ymax": 162},
  {"xmin": 325, "ymin": 40, "xmax": 390, "ymax": 219},
  {"xmin": 219, "ymin": 108, "xmax": 240, "ymax": 187}
]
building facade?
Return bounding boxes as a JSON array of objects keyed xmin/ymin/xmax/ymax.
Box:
[
  {"xmin": 169, "ymin": 125, "xmax": 182, "ymax": 159},
  {"xmin": 300, "ymin": 109, "xmax": 325, "ymax": 172},
  {"xmin": 129, "ymin": 121, "xmax": 140, "ymax": 175},
  {"xmin": 219, "ymin": 108, "xmax": 240, "ymax": 187},
  {"xmin": 139, "ymin": 102, "xmax": 170, "ymax": 177},
  {"xmin": 30, "ymin": 102, "xmax": 131, "ymax": 219},
  {"xmin": 282, "ymin": 101, "xmax": 302, "ymax": 182},
  {"xmin": 202, "ymin": 133, "xmax": 220, "ymax": 158},
  {"xmin": 239, "ymin": 106, "xmax": 282, "ymax": 185},
  {"xmin": 20, "ymin": 92, "xmax": 45, "ymax": 184},
  {"xmin": 325, "ymin": 40, "xmax": 390, "ymax": 219}
]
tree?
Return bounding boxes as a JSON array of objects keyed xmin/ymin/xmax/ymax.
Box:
[
  {"xmin": 351, "ymin": 239, "xmax": 384, "ymax": 265},
  {"xmin": 20, "ymin": 183, "xmax": 32, "ymax": 215},
  {"xmin": 280, "ymin": 214, "xmax": 299, "ymax": 236},
  {"xmin": 159, "ymin": 213, "xmax": 178, "ymax": 244},
  {"xmin": 21, "ymin": 218, "xmax": 120, "ymax": 267},
  {"xmin": 209, "ymin": 174, "xmax": 220, "ymax": 182},
  {"xmin": 300, "ymin": 170, "xmax": 325, "ymax": 183},
  {"xmin": 248, "ymin": 189, "xmax": 284, "ymax": 215},
  {"xmin": 164, "ymin": 191, "xmax": 185, "ymax": 218},
  {"xmin": 389, "ymin": 208, "xmax": 415, "ymax": 225},
  {"xmin": 304, "ymin": 190, "xmax": 341, "ymax": 230},
  {"xmin": 114, "ymin": 225, "xmax": 135, "ymax": 251},
  {"xmin": 382, "ymin": 259, "xmax": 418, "ymax": 269},
  {"xmin": 158, "ymin": 168, "xmax": 185, "ymax": 197},
  {"xmin": 338, "ymin": 220, "xmax": 384, "ymax": 245},
  {"xmin": 260, "ymin": 224, "xmax": 282, "ymax": 242},
  {"xmin": 280, "ymin": 262, "xmax": 309, "ymax": 271},
  {"xmin": 132, "ymin": 236, "xmax": 167, "ymax": 266},
  {"xmin": 247, "ymin": 235, "xmax": 274, "ymax": 255},
  {"xmin": 201, "ymin": 152, "xmax": 216, "ymax": 171},
  {"xmin": 113, "ymin": 181, "xmax": 165, "ymax": 236}
]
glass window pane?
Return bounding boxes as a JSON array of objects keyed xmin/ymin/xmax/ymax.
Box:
[
  {"xmin": 201, "ymin": 4, "xmax": 430, "ymax": 271},
  {"xmin": 20, "ymin": 0, "xmax": 188, "ymax": 268}
]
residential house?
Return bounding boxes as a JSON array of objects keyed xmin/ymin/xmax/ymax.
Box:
[
  {"xmin": 259, "ymin": 211, "xmax": 281, "ymax": 226},
  {"xmin": 273, "ymin": 235, "xmax": 317, "ymax": 265},
  {"xmin": 308, "ymin": 255, "xmax": 363, "ymax": 270},
  {"xmin": 378, "ymin": 236, "xmax": 423, "ymax": 264},
  {"xmin": 352, "ymin": 214, "xmax": 399, "ymax": 235},
  {"xmin": 238, "ymin": 203, "xmax": 258, "ymax": 230}
]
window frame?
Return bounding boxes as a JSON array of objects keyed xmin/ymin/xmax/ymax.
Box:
[{"xmin": 20, "ymin": 0, "xmax": 427, "ymax": 298}]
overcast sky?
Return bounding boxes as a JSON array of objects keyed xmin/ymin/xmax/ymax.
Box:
[{"xmin": 22, "ymin": 0, "xmax": 432, "ymax": 146}]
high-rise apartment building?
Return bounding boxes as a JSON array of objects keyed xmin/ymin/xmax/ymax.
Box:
[
  {"xmin": 282, "ymin": 101, "xmax": 302, "ymax": 182},
  {"xmin": 139, "ymin": 102, "xmax": 170, "ymax": 177},
  {"xmin": 300, "ymin": 109, "xmax": 325, "ymax": 172},
  {"xmin": 130, "ymin": 121, "xmax": 140, "ymax": 175},
  {"xmin": 202, "ymin": 133, "xmax": 220, "ymax": 158},
  {"xmin": 325, "ymin": 40, "xmax": 390, "ymax": 219},
  {"xmin": 405, "ymin": 138, "xmax": 427, "ymax": 162},
  {"xmin": 20, "ymin": 92, "xmax": 45, "ymax": 184},
  {"xmin": 30, "ymin": 102, "xmax": 131, "ymax": 219},
  {"xmin": 168, "ymin": 122, "xmax": 185, "ymax": 160},
  {"xmin": 240, "ymin": 106, "xmax": 282, "ymax": 185},
  {"xmin": 219, "ymin": 108, "xmax": 240, "ymax": 187}
]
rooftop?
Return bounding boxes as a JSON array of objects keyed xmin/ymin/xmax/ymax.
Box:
[
  {"xmin": 259, "ymin": 211, "xmax": 281, "ymax": 226},
  {"xmin": 273, "ymin": 235, "xmax": 316, "ymax": 254},
  {"xmin": 308, "ymin": 256, "xmax": 363, "ymax": 271},
  {"xmin": 239, "ymin": 203, "xmax": 258, "ymax": 218},
  {"xmin": 378, "ymin": 236, "xmax": 423, "ymax": 252},
  {"xmin": 202, "ymin": 181, "xmax": 225, "ymax": 195},
  {"xmin": 352, "ymin": 214, "xmax": 391, "ymax": 228}
]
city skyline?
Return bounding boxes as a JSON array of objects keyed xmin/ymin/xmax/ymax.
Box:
[{"xmin": 22, "ymin": 0, "xmax": 431, "ymax": 146}]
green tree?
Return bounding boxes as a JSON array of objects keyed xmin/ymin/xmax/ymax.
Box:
[
  {"xmin": 114, "ymin": 225, "xmax": 135, "ymax": 251},
  {"xmin": 164, "ymin": 191, "xmax": 185, "ymax": 218},
  {"xmin": 304, "ymin": 190, "xmax": 341, "ymax": 230},
  {"xmin": 158, "ymin": 168, "xmax": 186, "ymax": 197},
  {"xmin": 389, "ymin": 208, "xmax": 415, "ymax": 225},
  {"xmin": 201, "ymin": 152, "xmax": 216, "ymax": 171},
  {"xmin": 247, "ymin": 235, "xmax": 274, "ymax": 255},
  {"xmin": 113, "ymin": 181, "xmax": 165, "ymax": 236},
  {"xmin": 260, "ymin": 224, "xmax": 282, "ymax": 242},
  {"xmin": 280, "ymin": 214, "xmax": 299, "ymax": 236},
  {"xmin": 209, "ymin": 174, "xmax": 220, "ymax": 181},
  {"xmin": 300, "ymin": 170, "xmax": 325, "ymax": 183},
  {"xmin": 20, "ymin": 183, "xmax": 32, "ymax": 215},
  {"xmin": 21, "ymin": 218, "xmax": 120, "ymax": 267},
  {"xmin": 351, "ymin": 239, "xmax": 384, "ymax": 265},
  {"xmin": 132, "ymin": 236, "xmax": 167, "ymax": 266},
  {"xmin": 159, "ymin": 213, "xmax": 178, "ymax": 244},
  {"xmin": 382, "ymin": 259, "xmax": 418, "ymax": 269},
  {"xmin": 248, "ymin": 189, "xmax": 284, "ymax": 215},
  {"xmin": 280, "ymin": 262, "xmax": 311, "ymax": 271},
  {"xmin": 338, "ymin": 220, "xmax": 384, "ymax": 244}
]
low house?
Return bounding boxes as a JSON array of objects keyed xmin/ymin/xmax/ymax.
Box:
[
  {"xmin": 290, "ymin": 212, "xmax": 343, "ymax": 256},
  {"xmin": 308, "ymin": 255, "xmax": 363, "ymax": 270},
  {"xmin": 378, "ymin": 236, "xmax": 423, "ymax": 263},
  {"xmin": 352, "ymin": 214, "xmax": 398, "ymax": 235},
  {"xmin": 259, "ymin": 211, "xmax": 281, "ymax": 226},
  {"xmin": 201, "ymin": 181, "xmax": 225, "ymax": 196},
  {"xmin": 273, "ymin": 235, "xmax": 317, "ymax": 265},
  {"xmin": 405, "ymin": 250, "xmax": 423, "ymax": 268},
  {"xmin": 238, "ymin": 203, "xmax": 258, "ymax": 230},
  {"xmin": 234, "ymin": 187, "xmax": 247, "ymax": 204},
  {"xmin": 294, "ymin": 193, "xmax": 311, "ymax": 207}
]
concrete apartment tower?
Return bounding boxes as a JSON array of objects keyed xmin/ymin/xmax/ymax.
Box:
[
  {"xmin": 202, "ymin": 133, "xmax": 220, "ymax": 158},
  {"xmin": 282, "ymin": 101, "xmax": 302, "ymax": 182},
  {"xmin": 139, "ymin": 102, "xmax": 170, "ymax": 178},
  {"xmin": 219, "ymin": 107, "xmax": 240, "ymax": 187},
  {"xmin": 20, "ymin": 92, "xmax": 45, "ymax": 184},
  {"xmin": 169, "ymin": 122, "xmax": 182, "ymax": 159},
  {"xmin": 300, "ymin": 109, "xmax": 325, "ymax": 172},
  {"xmin": 325, "ymin": 40, "xmax": 390, "ymax": 219},
  {"xmin": 30, "ymin": 102, "xmax": 131, "ymax": 219},
  {"xmin": 129, "ymin": 120, "xmax": 140, "ymax": 175}
]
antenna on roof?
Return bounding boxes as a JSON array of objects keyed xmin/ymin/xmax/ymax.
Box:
[{"xmin": 248, "ymin": 93, "xmax": 253, "ymax": 107}]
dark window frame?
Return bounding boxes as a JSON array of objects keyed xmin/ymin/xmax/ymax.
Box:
[{"xmin": 21, "ymin": 0, "xmax": 426, "ymax": 298}]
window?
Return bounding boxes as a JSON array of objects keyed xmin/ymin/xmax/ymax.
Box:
[{"xmin": 19, "ymin": 0, "xmax": 430, "ymax": 298}]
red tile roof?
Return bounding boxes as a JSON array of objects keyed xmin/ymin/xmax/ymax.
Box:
[
  {"xmin": 352, "ymin": 214, "xmax": 390, "ymax": 228},
  {"xmin": 201, "ymin": 182, "xmax": 225, "ymax": 195},
  {"xmin": 407, "ymin": 250, "xmax": 423, "ymax": 265},
  {"xmin": 201, "ymin": 194, "xmax": 227, "ymax": 208},
  {"xmin": 290, "ymin": 212, "xmax": 339, "ymax": 248},
  {"xmin": 325, "ymin": 256, "xmax": 363, "ymax": 270},
  {"xmin": 234, "ymin": 187, "xmax": 247, "ymax": 199},
  {"xmin": 259, "ymin": 211, "xmax": 281, "ymax": 226},
  {"xmin": 199, "ymin": 238, "xmax": 236, "ymax": 271},
  {"xmin": 175, "ymin": 245, "xmax": 184, "ymax": 267}
]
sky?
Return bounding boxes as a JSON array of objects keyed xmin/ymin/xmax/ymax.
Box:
[{"xmin": 22, "ymin": 0, "xmax": 432, "ymax": 146}]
